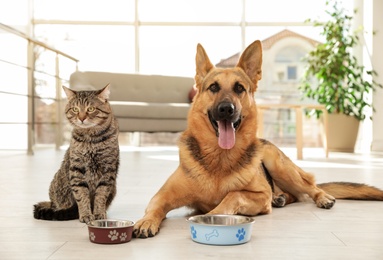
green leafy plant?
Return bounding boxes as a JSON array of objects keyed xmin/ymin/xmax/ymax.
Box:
[{"xmin": 299, "ymin": 0, "xmax": 382, "ymax": 121}]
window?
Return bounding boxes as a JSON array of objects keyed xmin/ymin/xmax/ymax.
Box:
[
  {"xmin": 0, "ymin": 0, "xmax": 357, "ymax": 150},
  {"xmin": 287, "ymin": 66, "xmax": 297, "ymax": 80}
]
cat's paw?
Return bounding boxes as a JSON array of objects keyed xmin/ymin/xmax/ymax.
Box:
[
  {"xmin": 79, "ymin": 214, "xmax": 95, "ymax": 224},
  {"xmin": 94, "ymin": 213, "xmax": 107, "ymax": 220}
]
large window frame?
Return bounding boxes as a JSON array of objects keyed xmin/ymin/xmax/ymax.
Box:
[{"xmin": 32, "ymin": 0, "xmax": 354, "ymax": 76}]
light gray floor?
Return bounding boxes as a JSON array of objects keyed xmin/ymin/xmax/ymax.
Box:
[{"xmin": 1, "ymin": 146, "xmax": 383, "ymax": 260}]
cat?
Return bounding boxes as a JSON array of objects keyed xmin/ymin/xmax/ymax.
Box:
[{"xmin": 33, "ymin": 84, "xmax": 120, "ymax": 223}]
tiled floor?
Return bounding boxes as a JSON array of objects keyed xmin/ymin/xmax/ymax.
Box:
[{"xmin": 1, "ymin": 146, "xmax": 383, "ymax": 260}]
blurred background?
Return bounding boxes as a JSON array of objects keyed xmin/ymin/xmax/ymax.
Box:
[{"xmin": 0, "ymin": 0, "xmax": 382, "ymax": 154}]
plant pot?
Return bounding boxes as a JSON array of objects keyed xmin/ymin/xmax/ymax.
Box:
[{"xmin": 323, "ymin": 113, "xmax": 360, "ymax": 152}]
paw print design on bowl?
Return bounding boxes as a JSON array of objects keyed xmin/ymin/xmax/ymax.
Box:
[
  {"xmin": 190, "ymin": 226, "xmax": 197, "ymax": 239},
  {"xmin": 236, "ymin": 228, "xmax": 246, "ymax": 241},
  {"xmin": 89, "ymin": 232, "xmax": 96, "ymax": 241},
  {"xmin": 108, "ymin": 230, "xmax": 119, "ymax": 241},
  {"xmin": 119, "ymin": 232, "xmax": 128, "ymax": 241}
]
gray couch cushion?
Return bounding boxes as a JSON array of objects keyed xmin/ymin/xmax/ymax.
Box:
[
  {"xmin": 118, "ymin": 118, "xmax": 187, "ymax": 132},
  {"xmin": 70, "ymin": 71, "xmax": 194, "ymax": 103},
  {"xmin": 69, "ymin": 71, "xmax": 194, "ymax": 133},
  {"xmin": 110, "ymin": 101, "xmax": 190, "ymax": 119}
]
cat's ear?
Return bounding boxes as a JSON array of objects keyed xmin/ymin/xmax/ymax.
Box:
[
  {"xmin": 98, "ymin": 84, "xmax": 110, "ymax": 102},
  {"xmin": 62, "ymin": 86, "xmax": 76, "ymax": 99}
]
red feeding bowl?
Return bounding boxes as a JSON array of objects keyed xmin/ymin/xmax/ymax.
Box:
[{"xmin": 87, "ymin": 219, "xmax": 134, "ymax": 244}]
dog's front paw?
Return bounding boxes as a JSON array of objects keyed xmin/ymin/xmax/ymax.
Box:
[
  {"xmin": 133, "ymin": 218, "xmax": 160, "ymax": 238},
  {"xmin": 272, "ymin": 194, "xmax": 287, "ymax": 208},
  {"xmin": 315, "ymin": 194, "xmax": 336, "ymax": 209}
]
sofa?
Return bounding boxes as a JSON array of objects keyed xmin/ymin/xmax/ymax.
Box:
[{"xmin": 69, "ymin": 71, "xmax": 195, "ymax": 133}]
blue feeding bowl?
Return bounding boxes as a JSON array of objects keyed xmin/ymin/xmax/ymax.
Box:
[{"xmin": 187, "ymin": 214, "xmax": 255, "ymax": 245}]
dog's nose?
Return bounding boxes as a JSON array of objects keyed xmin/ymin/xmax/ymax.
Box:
[{"xmin": 218, "ymin": 102, "xmax": 235, "ymax": 119}]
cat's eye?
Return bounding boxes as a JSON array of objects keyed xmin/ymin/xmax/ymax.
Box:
[
  {"xmin": 87, "ymin": 107, "xmax": 95, "ymax": 113},
  {"xmin": 72, "ymin": 107, "xmax": 79, "ymax": 113}
]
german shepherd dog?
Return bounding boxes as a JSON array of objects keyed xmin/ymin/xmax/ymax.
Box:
[{"xmin": 133, "ymin": 40, "xmax": 383, "ymax": 238}]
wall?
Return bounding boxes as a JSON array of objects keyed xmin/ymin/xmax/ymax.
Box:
[{"xmin": 372, "ymin": 0, "xmax": 383, "ymax": 151}]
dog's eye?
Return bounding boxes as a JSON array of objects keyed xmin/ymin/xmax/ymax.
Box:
[
  {"xmin": 234, "ymin": 83, "xmax": 245, "ymax": 94},
  {"xmin": 208, "ymin": 83, "xmax": 220, "ymax": 93}
]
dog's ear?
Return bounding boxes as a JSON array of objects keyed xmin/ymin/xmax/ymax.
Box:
[
  {"xmin": 195, "ymin": 43, "xmax": 214, "ymax": 90},
  {"xmin": 236, "ymin": 40, "xmax": 262, "ymax": 91}
]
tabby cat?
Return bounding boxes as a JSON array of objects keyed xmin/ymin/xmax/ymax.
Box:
[{"xmin": 33, "ymin": 84, "xmax": 120, "ymax": 223}]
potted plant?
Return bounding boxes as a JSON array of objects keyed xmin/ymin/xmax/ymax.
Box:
[{"xmin": 299, "ymin": 0, "xmax": 382, "ymax": 152}]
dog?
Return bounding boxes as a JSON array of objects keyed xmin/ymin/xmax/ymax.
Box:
[{"xmin": 133, "ymin": 40, "xmax": 383, "ymax": 238}]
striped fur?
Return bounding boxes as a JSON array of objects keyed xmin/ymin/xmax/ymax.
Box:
[{"xmin": 33, "ymin": 85, "xmax": 119, "ymax": 223}]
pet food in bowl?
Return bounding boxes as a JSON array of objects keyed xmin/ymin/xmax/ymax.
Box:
[
  {"xmin": 187, "ymin": 214, "xmax": 255, "ymax": 245},
  {"xmin": 87, "ymin": 219, "xmax": 134, "ymax": 244}
]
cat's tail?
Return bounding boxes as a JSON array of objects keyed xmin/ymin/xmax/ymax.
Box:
[
  {"xmin": 33, "ymin": 201, "xmax": 79, "ymax": 221},
  {"xmin": 317, "ymin": 182, "xmax": 383, "ymax": 200}
]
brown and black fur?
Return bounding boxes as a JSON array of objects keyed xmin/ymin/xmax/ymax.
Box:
[
  {"xmin": 133, "ymin": 40, "xmax": 383, "ymax": 238},
  {"xmin": 33, "ymin": 85, "xmax": 119, "ymax": 223}
]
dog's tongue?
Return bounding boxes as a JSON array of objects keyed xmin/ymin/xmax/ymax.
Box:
[{"xmin": 218, "ymin": 120, "xmax": 235, "ymax": 149}]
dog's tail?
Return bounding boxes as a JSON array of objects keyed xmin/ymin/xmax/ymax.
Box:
[
  {"xmin": 33, "ymin": 201, "xmax": 79, "ymax": 221},
  {"xmin": 317, "ymin": 182, "xmax": 383, "ymax": 200}
]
